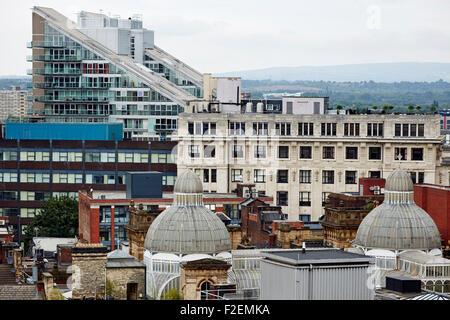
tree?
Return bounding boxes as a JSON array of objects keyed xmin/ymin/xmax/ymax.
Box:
[
  {"xmin": 163, "ymin": 289, "xmax": 183, "ymax": 300},
  {"xmin": 408, "ymin": 105, "xmax": 414, "ymax": 114},
  {"xmin": 416, "ymin": 105, "xmax": 422, "ymax": 112},
  {"xmin": 24, "ymin": 196, "xmax": 78, "ymax": 251}
]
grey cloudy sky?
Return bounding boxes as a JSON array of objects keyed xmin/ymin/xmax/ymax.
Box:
[{"xmin": 1, "ymin": 0, "xmax": 449, "ymax": 75}]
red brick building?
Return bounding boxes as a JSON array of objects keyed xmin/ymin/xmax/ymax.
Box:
[
  {"xmin": 78, "ymin": 189, "xmax": 273, "ymax": 251},
  {"xmin": 414, "ymin": 184, "xmax": 450, "ymax": 247},
  {"xmin": 240, "ymin": 198, "xmax": 284, "ymax": 246}
]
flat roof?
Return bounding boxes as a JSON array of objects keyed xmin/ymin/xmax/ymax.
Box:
[{"xmin": 262, "ymin": 249, "xmax": 374, "ymax": 266}]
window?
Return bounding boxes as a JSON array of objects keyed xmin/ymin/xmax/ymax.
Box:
[
  {"xmin": 229, "ymin": 122, "xmax": 245, "ymax": 135},
  {"xmin": 345, "ymin": 147, "xmax": 358, "ymax": 160},
  {"xmin": 254, "ymin": 146, "xmax": 266, "ymax": 159},
  {"xmin": 254, "ymin": 169, "xmax": 266, "ymax": 183},
  {"xmin": 370, "ymin": 171, "xmax": 381, "ymax": 179},
  {"xmin": 211, "ymin": 169, "xmax": 217, "ymax": 183},
  {"xmin": 300, "ymin": 146, "xmax": 312, "ymax": 159},
  {"xmin": 418, "ymin": 124, "xmax": 424, "ymax": 137},
  {"xmin": 369, "ymin": 147, "xmax": 382, "ymax": 160},
  {"xmin": 276, "ymin": 122, "xmax": 291, "ymax": 136},
  {"xmin": 277, "ymin": 191, "xmax": 288, "ymax": 206},
  {"xmin": 299, "ymin": 214, "xmax": 311, "ymax": 222},
  {"xmin": 298, "ymin": 122, "xmax": 314, "ymax": 136},
  {"xmin": 232, "ymin": 145, "xmax": 243, "ymax": 158},
  {"xmin": 395, "ymin": 124, "xmax": 401, "ymax": 137},
  {"xmin": 203, "ymin": 169, "xmax": 209, "ymax": 183},
  {"xmin": 418, "ymin": 172, "xmax": 424, "ymax": 183},
  {"xmin": 86, "ymin": 152, "xmax": 101, "ymax": 162},
  {"xmin": 395, "ymin": 148, "xmax": 407, "ymax": 161},
  {"xmin": 344, "ymin": 123, "xmax": 360, "ymax": 136},
  {"xmin": 299, "ymin": 170, "xmax": 311, "ymax": 184},
  {"xmin": 322, "ymin": 170, "xmax": 334, "ymax": 184},
  {"xmin": 252, "ymin": 122, "xmax": 268, "ymax": 135},
  {"xmin": 204, "ymin": 145, "xmax": 216, "ymax": 158},
  {"xmin": 0, "ymin": 151, "xmax": 18, "ymax": 161},
  {"xmin": 188, "ymin": 122, "xmax": 194, "ymax": 135},
  {"xmin": 402, "ymin": 124, "xmax": 409, "ymax": 136},
  {"xmin": 188, "ymin": 145, "xmax": 200, "ymax": 158},
  {"xmin": 367, "ymin": 123, "xmax": 383, "ymax": 137},
  {"xmin": 231, "ymin": 169, "xmax": 243, "ymax": 182},
  {"xmin": 202, "ymin": 122, "xmax": 216, "ymax": 135},
  {"xmin": 278, "ymin": 146, "xmax": 289, "ymax": 159},
  {"xmin": 411, "ymin": 148, "xmax": 423, "ymax": 161},
  {"xmin": 277, "ymin": 170, "xmax": 289, "ymax": 183},
  {"xmin": 321, "ymin": 123, "xmax": 337, "ymax": 136},
  {"xmin": 323, "ymin": 146, "xmax": 335, "ymax": 159},
  {"xmin": 345, "ymin": 171, "xmax": 357, "ymax": 184},
  {"xmin": 299, "ymin": 192, "xmax": 311, "ymax": 206},
  {"xmin": 410, "ymin": 124, "xmax": 417, "ymax": 137},
  {"xmin": 322, "ymin": 192, "xmax": 330, "ymax": 206}
]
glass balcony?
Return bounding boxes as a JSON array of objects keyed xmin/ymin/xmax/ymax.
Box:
[
  {"xmin": 32, "ymin": 69, "xmax": 82, "ymax": 75},
  {"xmin": 26, "ymin": 42, "xmax": 33, "ymax": 49},
  {"xmin": 26, "ymin": 56, "xmax": 33, "ymax": 62},
  {"xmin": 33, "ymin": 55, "xmax": 82, "ymax": 62},
  {"xmin": 35, "ymin": 96, "xmax": 110, "ymax": 103},
  {"xmin": 26, "ymin": 69, "xmax": 33, "ymax": 75},
  {"xmin": 32, "ymin": 41, "xmax": 67, "ymax": 48}
]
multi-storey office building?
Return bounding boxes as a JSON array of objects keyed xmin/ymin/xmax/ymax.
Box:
[
  {"xmin": 175, "ymin": 112, "xmax": 444, "ymax": 221},
  {"xmin": 28, "ymin": 7, "xmax": 201, "ymax": 140},
  {"xmin": 0, "ymin": 87, "xmax": 33, "ymax": 122},
  {"xmin": 0, "ymin": 138, "xmax": 177, "ymax": 243}
]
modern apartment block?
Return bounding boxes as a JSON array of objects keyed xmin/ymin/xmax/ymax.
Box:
[
  {"xmin": 0, "ymin": 87, "xmax": 33, "ymax": 122},
  {"xmin": 28, "ymin": 7, "xmax": 201, "ymax": 140},
  {"xmin": 175, "ymin": 110, "xmax": 445, "ymax": 221},
  {"xmin": 0, "ymin": 138, "xmax": 177, "ymax": 243}
]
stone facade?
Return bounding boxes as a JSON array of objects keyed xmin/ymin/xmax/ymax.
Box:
[
  {"xmin": 321, "ymin": 193, "xmax": 384, "ymax": 248},
  {"xmin": 226, "ymin": 225, "xmax": 242, "ymax": 250},
  {"xmin": 106, "ymin": 267, "xmax": 146, "ymax": 300},
  {"xmin": 274, "ymin": 221, "xmax": 323, "ymax": 248},
  {"xmin": 180, "ymin": 258, "xmax": 231, "ymax": 300},
  {"xmin": 71, "ymin": 243, "xmax": 108, "ymax": 299},
  {"xmin": 125, "ymin": 200, "xmax": 161, "ymax": 261},
  {"xmin": 125, "ymin": 201, "xmax": 160, "ymax": 262},
  {"xmin": 175, "ymin": 113, "xmax": 443, "ymax": 221}
]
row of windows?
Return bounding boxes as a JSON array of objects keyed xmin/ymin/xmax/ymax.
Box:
[
  {"xmin": 0, "ymin": 151, "xmax": 174, "ymax": 164},
  {"xmin": 190, "ymin": 122, "xmax": 391, "ymax": 137},
  {"xmin": 0, "ymin": 171, "xmax": 176, "ymax": 187},
  {"xmin": 187, "ymin": 145, "xmax": 424, "ymax": 161},
  {"xmin": 230, "ymin": 168, "xmax": 424, "ymax": 185},
  {"xmin": 193, "ymin": 169, "xmax": 217, "ymax": 183}
]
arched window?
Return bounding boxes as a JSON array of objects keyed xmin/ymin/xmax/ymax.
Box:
[{"xmin": 200, "ymin": 281, "xmax": 213, "ymax": 300}]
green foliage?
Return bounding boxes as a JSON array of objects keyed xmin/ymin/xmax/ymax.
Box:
[
  {"xmin": 106, "ymin": 280, "xmax": 115, "ymax": 296},
  {"xmin": 365, "ymin": 202, "xmax": 375, "ymax": 211},
  {"xmin": 163, "ymin": 289, "xmax": 183, "ymax": 300},
  {"xmin": 243, "ymin": 79, "xmax": 450, "ymax": 109},
  {"xmin": 24, "ymin": 196, "xmax": 78, "ymax": 251},
  {"xmin": 48, "ymin": 288, "xmax": 64, "ymax": 300}
]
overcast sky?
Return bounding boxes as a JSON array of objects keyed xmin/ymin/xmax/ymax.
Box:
[{"xmin": 1, "ymin": 0, "xmax": 449, "ymax": 75}]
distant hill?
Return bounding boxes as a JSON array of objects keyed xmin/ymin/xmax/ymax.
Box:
[{"xmin": 216, "ymin": 62, "xmax": 450, "ymax": 82}]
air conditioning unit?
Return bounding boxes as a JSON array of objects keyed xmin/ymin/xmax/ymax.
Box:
[
  {"xmin": 373, "ymin": 186, "xmax": 380, "ymax": 195},
  {"xmin": 0, "ymin": 220, "xmax": 5, "ymax": 226}
]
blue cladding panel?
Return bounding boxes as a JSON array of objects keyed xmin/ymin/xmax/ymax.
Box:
[{"xmin": 5, "ymin": 123, "xmax": 123, "ymax": 141}]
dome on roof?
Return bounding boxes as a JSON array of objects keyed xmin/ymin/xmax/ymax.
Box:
[
  {"xmin": 385, "ymin": 168, "xmax": 414, "ymax": 192},
  {"xmin": 353, "ymin": 168, "xmax": 441, "ymax": 251},
  {"xmin": 144, "ymin": 169, "xmax": 231, "ymax": 255},
  {"xmin": 144, "ymin": 205, "xmax": 232, "ymax": 255},
  {"xmin": 174, "ymin": 170, "xmax": 203, "ymax": 194}
]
